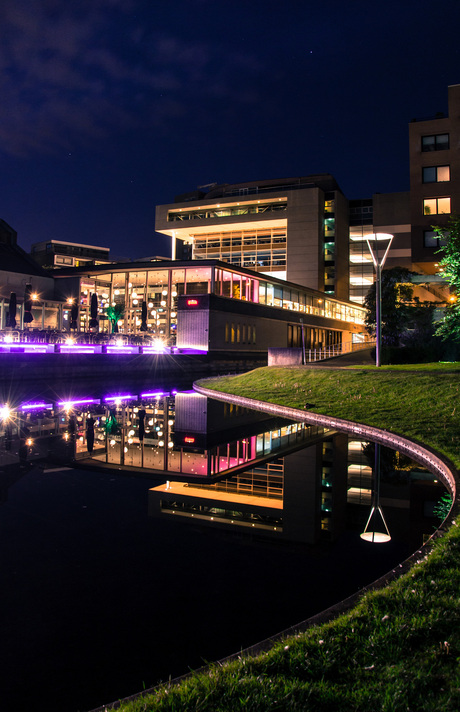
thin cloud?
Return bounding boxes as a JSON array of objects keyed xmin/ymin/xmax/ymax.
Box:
[{"xmin": 0, "ymin": 0, "xmax": 264, "ymax": 157}]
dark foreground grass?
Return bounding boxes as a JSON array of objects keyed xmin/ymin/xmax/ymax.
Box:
[{"xmin": 110, "ymin": 365, "xmax": 460, "ymax": 712}]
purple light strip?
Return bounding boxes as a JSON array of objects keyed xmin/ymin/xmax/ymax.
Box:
[
  {"xmin": 59, "ymin": 346, "xmax": 98, "ymax": 353},
  {"xmin": 57, "ymin": 398, "xmax": 101, "ymax": 407},
  {"xmin": 142, "ymin": 346, "xmax": 168, "ymax": 354},
  {"xmin": 2, "ymin": 344, "xmax": 49, "ymax": 352},
  {"xmin": 104, "ymin": 394, "xmax": 138, "ymax": 402},
  {"xmin": 21, "ymin": 402, "xmax": 54, "ymax": 410},
  {"xmin": 106, "ymin": 346, "xmax": 139, "ymax": 353},
  {"xmin": 140, "ymin": 391, "xmax": 167, "ymax": 398}
]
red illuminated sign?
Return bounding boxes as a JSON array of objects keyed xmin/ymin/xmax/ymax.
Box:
[
  {"xmin": 184, "ymin": 436, "xmax": 195, "ymax": 443},
  {"xmin": 187, "ymin": 299, "xmax": 199, "ymax": 306}
]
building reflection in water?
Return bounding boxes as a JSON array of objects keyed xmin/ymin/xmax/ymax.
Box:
[
  {"xmin": 0, "ymin": 390, "xmax": 447, "ymax": 551},
  {"xmin": 150, "ymin": 428, "xmax": 446, "ymax": 549},
  {"xmin": 77, "ymin": 391, "xmax": 332, "ymax": 480}
]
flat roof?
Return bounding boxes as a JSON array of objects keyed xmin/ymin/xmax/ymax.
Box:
[{"xmin": 31, "ymin": 239, "xmax": 110, "ymax": 252}]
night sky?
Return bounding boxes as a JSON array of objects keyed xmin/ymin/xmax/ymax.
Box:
[{"xmin": 1, "ymin": 0, "xmax": 459, "ymax": 260}]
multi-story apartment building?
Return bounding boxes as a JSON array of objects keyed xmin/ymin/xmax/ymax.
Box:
[
  {"xmin": 155, "ymin": 174, "xmax": 350, "ymax": 301},
  {"xmin": 409, "ymin": 83, "xmax": 460, "ymax": 274}
]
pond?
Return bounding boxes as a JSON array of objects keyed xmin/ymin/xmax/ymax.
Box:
[{"xmin": 0, "ymin": 384, "xmax": 447, "ymax": 712}]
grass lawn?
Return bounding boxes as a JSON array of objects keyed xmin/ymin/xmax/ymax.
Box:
[{"xmin": 109, "ymin": 364, "xmax": 460, "ymax": 712}]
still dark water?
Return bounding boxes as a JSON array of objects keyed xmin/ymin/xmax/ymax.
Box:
[{"xmin": 0, "ymin": 385, "xmax": 444, "ymax": 712}]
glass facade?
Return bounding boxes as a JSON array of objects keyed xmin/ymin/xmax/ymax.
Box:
[
  {"xmin": 68, "ymin": 262, "xmax": 365, "ymax": 342},
  {"xmin": 192, "ymin": 228, "xmax": 287, "ymax": 273},
  {"xmin": 167, "ymin": 201, "xmax": 287, "ymax": 222}
]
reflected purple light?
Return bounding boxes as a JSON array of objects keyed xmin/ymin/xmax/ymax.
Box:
[
  {"xmin": 0, "ymin": 344, "xmax": 49, "ymax": 353},
  {"xmin": 58, "ymin": 346, "xmax": 99, "ymax": 353},
  {"xmin": 106, "ymin": 346, "xmax": 140, "ymax": 354},
  {"xmin": 0, "ymin": 341, "xmax": 207, "ymax": 356}
]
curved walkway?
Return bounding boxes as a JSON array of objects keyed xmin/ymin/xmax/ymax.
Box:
[{"xmin": 193, "ymin": 381, "xmax": 457, "ymax": 498}]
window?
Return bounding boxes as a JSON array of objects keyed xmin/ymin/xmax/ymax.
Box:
[
  {"xmin": 424, "ymin": 230, "xmax": 447, "ymax": 248},
  {"xmin": 422, "ymin": 166, "xmax": 450, "ymax": 183},
  {"xmin": 423, "ymin": 197, "xmax": 451, "ymax": 215},
  {"xmin": 421, "ymin": 134, "xmax": 449, "ymax": 151}
]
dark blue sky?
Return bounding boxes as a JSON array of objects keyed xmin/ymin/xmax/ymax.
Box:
[{"xmin": 1, "ymin": 0, "xmax": 459, "ymax": 259}]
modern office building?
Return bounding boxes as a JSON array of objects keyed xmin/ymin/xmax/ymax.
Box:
[
  {"xmin": 30, "ymin": 239, "xmax": 111, "ymax": 269},
  {"xmin": 156, "ymin": 85, "xmax": 460, "ymax": 307},
  {"xmin": 155, "ymin": 174, "xmax": 350, "ymax": 301}
]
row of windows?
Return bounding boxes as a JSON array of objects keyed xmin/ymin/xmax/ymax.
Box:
[
  {"xmin": 194, "ymin": 229, "xmax": 286, "ymax": 250},
  {"xmin": 168, "ymin": 201, "xmax": 287, "ymax": 222},
  {"xmin": 421, "ymin": 133, "xmax": 449, "ymax": 152},
  {"xmin": 193, "ymin": 229, "xmax": 287, "ymax": 273},
  {"xmin": 225, "ymin": 322, "xmax": 257, "ymax": 345}
]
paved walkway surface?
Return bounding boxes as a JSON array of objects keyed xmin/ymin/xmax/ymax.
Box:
[{"xmin": 306, "ymin": 347, "xmax": 375, "ymax": 368}]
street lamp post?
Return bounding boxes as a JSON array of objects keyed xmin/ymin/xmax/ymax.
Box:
[{"xmin": 365, "ymin": 233, "xmax": 394, "ymax": 368}]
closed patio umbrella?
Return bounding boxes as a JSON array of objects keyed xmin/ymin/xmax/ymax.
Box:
[
  {"xmin": 86, "ymin": 415, "xmax": 95, "ymax": 454},
  {"xmin": 140, "ymin": 300, "xmax": 148, "ymax": 331},
  {"xmin": 89, "ymin": 293, "xmax": 99, "ymax": 330},
  {"xmin": 23, "ymin": 284, "xmax": 34, "ymax": 325},
  {"xmin": 138, "ymin": 409, "xmax": 146, "ymax": 441},
  {"xmin": 70, "ymin": 302, "xmax": 78, "ymax": 330},
  {"xmin": 7, "ymin": 292, "xmax": 17, "ymax": 328}
]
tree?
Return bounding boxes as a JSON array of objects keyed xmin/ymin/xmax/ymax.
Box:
[
  {"xmin": 364, "ymin": 267, "xmax": 418, "ymax": 347},
  {"xmin": 106, "ymin": 302, "xmax": 125, "ymax": 333},
  {"xmin": 433, "ymin": 215, "xmax": 460, "ymax": 341}
]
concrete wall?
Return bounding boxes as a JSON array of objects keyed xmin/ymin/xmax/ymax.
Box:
[{"xmin": 268, "ymin": 347, "xmax": 303, "ymax": 365}]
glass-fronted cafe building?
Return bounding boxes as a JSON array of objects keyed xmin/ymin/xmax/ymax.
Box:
[{"xmin": 53, "ymin": 260, "xmax": 367, "ymax": 352}]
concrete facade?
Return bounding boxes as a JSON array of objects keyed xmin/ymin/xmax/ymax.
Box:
[
  {"xmin": 409, "ymin": 84, "xmax": 460, "ymax": 272},
  {"xmin": 155, "ymin": 175, "xmax": 350, "ymax": 301}
]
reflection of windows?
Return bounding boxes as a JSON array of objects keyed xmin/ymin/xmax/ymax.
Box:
[
  {"xmin": 421, "ymin": 134, "xmax": 449, "ymax": 151},
  {"xmin": 423, "ymin": 197, "xmax": 451, "ymax": 215},
  {"xmin": 424, "ymin": 230, "xmax": 447, "ymax": 248},
  {"xmin": 422, "ymin": 166, "xmax": 450, "ymax": 183}
]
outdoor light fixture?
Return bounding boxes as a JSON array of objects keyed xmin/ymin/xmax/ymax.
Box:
[
  {"xmin": 360, "ymin": 443, "xmax": 391, "ymax": 543},
  {"xmin": 365, "ymin": 233, "xmax": 394, "ymax": 368},
  {"xmin": 0, "ymin": 404, "xmax": 11, "ymax": 421}
]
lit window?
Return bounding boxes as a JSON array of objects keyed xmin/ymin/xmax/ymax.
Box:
[
  {"xmin": 423, "ymin": 197, "xmax": 451, "ymax": 215},
  {"xmin": 421, "ymin": 134, "xmax": 449, "ymax": 152},
  {"xmin": 422, "ymin": 166, "xmax": 450, "ymax": 183}
]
